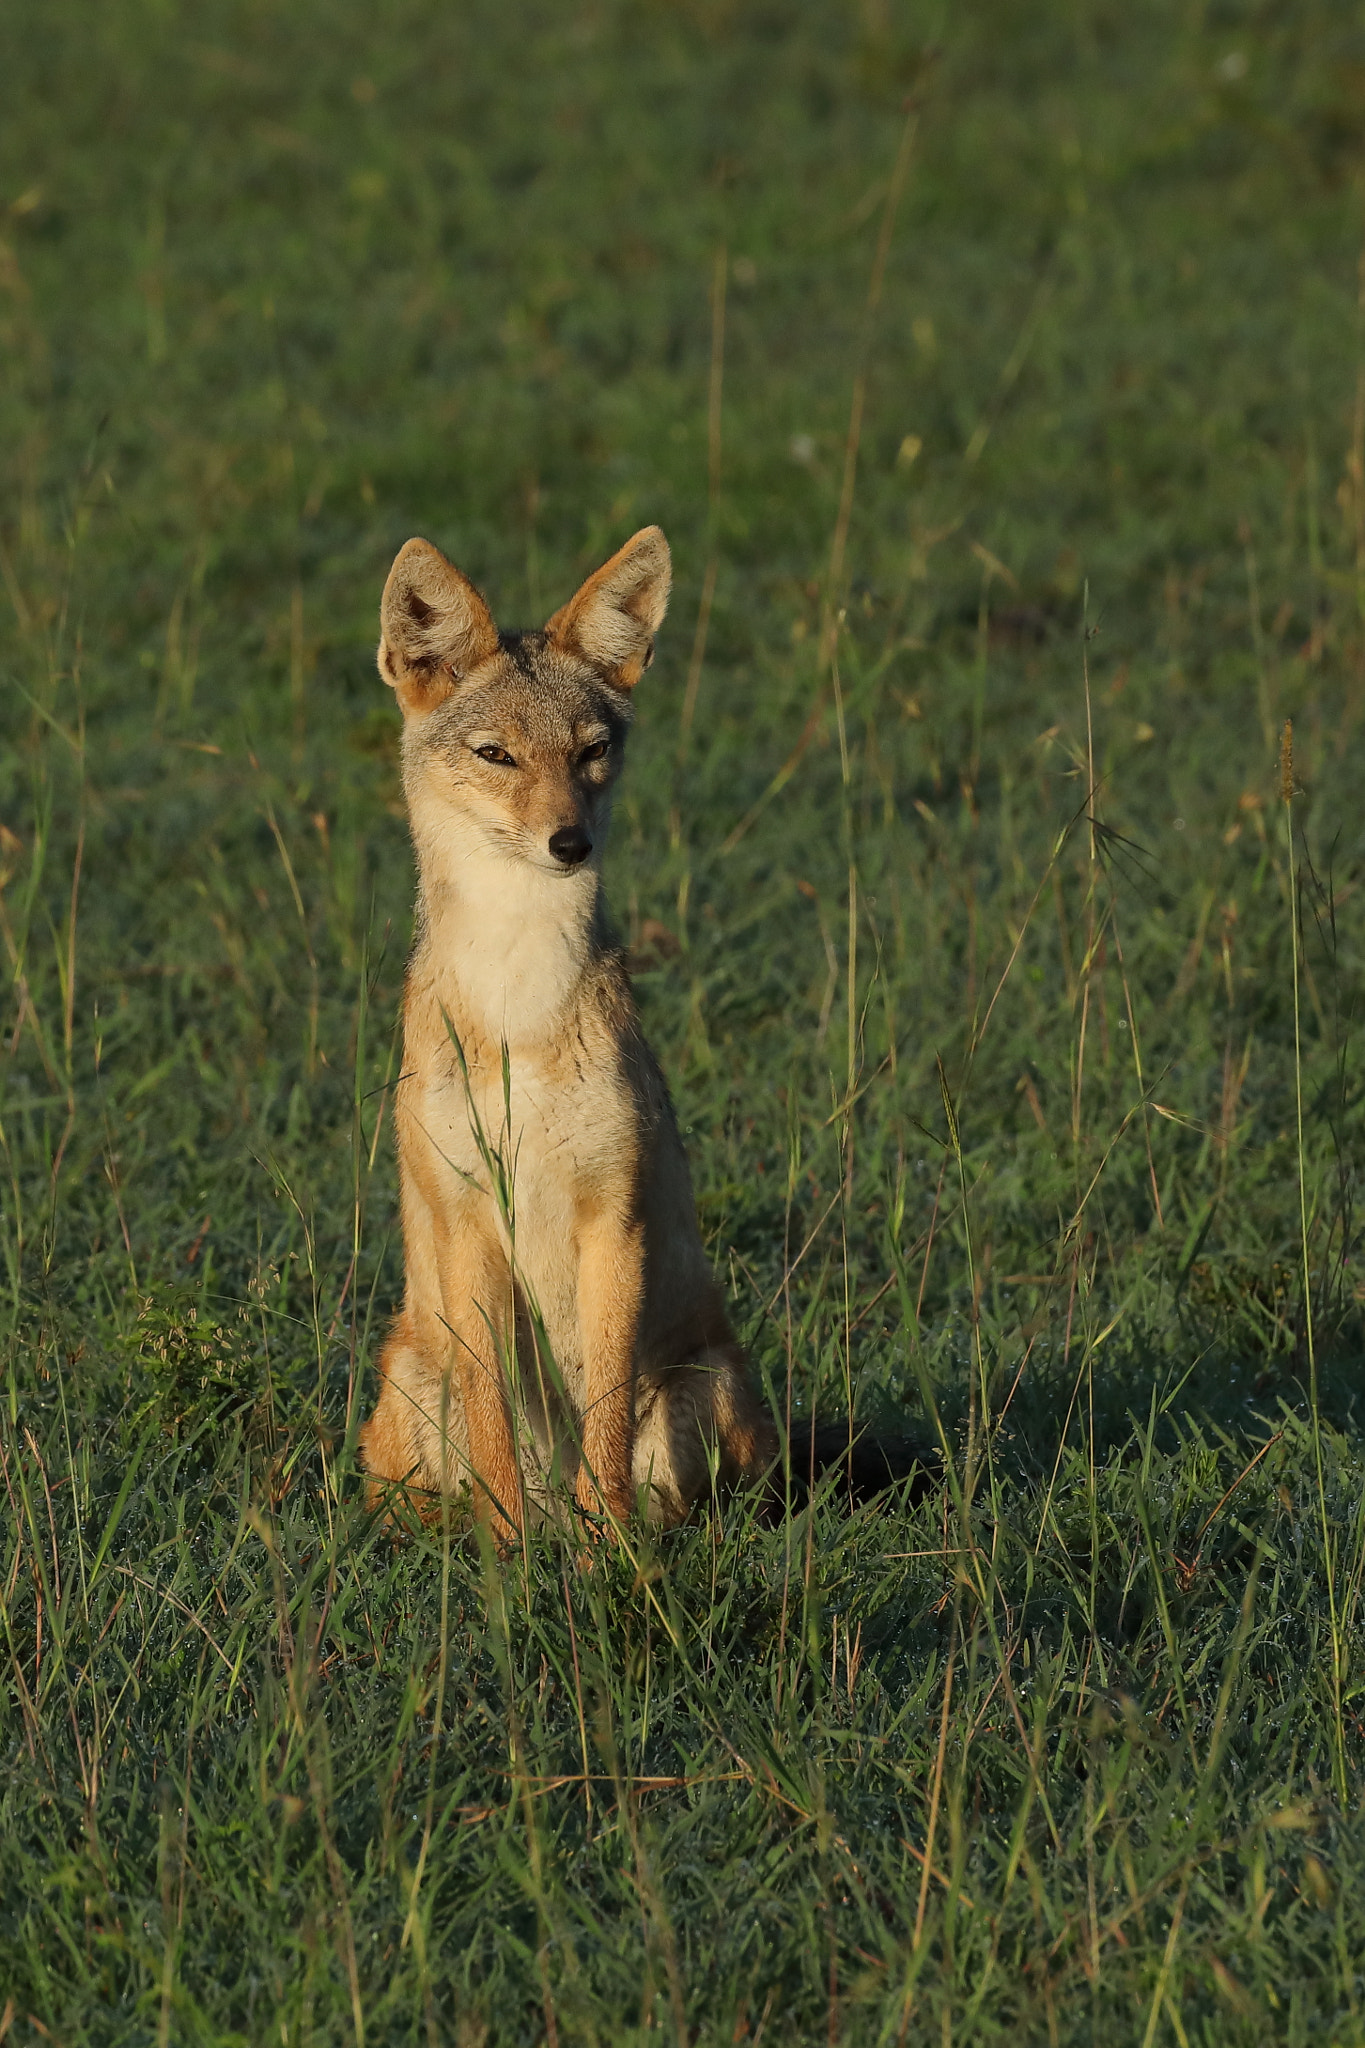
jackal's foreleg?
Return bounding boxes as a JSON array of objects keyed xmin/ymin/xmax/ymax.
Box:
[
  {"xmin": 360, "ymin": 1310, "xmax": 450, "ymax": 1518},
  {"xmin": 430, "ymin": 1213, "xmax": 522, "ymax": 1547},
  {"xmin": 574, "ymin": 1207, "xmax": 644, "ymax": 1530}
]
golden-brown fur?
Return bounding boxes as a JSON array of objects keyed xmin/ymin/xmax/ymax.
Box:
[{"xmin": 359, "ymin": 526, "xmax": 777, "ymax": 1544}]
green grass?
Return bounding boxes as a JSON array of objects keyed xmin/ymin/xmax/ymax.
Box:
[{"xmin": 3, "ymin": 0, "xmax": 1365, "ymax": 2039}]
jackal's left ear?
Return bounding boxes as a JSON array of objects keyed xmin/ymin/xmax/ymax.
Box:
[
  {"xmin": 545, "ymin": 526, "xmax": 671, "ymax": 691},
  {"xmin": 379, "ymin": 538, "xmax": 500, "ymax": 718}
]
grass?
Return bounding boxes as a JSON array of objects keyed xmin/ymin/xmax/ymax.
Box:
[{"xmin": 3, "ymin": 0, "xmax": 1365, "ymax": 2039}]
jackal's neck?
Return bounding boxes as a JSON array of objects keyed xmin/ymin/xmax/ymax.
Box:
[{"xmin": 411, "ymin": 818, "xmax": 606, "ymax": 1048}]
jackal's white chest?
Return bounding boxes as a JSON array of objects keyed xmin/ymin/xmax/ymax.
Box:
[{"xmin": 417, "ymin": 833, "xmax": 597, "ymax": 1047}]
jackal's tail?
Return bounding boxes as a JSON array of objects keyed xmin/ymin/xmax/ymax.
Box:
[{"xmin": 778, "ymin": 1418, "xmax": 940, "ymax": 1511}]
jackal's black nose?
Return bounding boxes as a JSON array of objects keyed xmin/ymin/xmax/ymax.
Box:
[{"xmin": 549, "ymin": 825, "xmax": 593, "ymax": 867}]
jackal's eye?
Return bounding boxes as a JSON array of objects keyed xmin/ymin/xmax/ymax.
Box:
[
  {"xmin": 474, "ymin": 744, "xmax": 516, "ymax": 767},
  {"xmin": 579, "ymin": 740, "xmax": 610, "ymax": 764}
]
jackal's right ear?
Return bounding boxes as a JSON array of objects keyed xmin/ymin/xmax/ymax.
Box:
[{"xmin": 378, "ymin": 539, "xmax": 500, "ymax": 717}]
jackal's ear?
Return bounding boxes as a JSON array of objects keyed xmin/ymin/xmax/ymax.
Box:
[
  {"xmin": 378, "ymin": 539, "xmax": 500, "ymax": 717},
  {"xmin": 545, "ymin": 526, "xmax": 671, "ymax": 691}
]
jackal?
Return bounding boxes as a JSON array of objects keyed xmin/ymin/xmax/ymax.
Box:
[{"xmin": 359, "ymin": 525, "xmax": 778, "ymax": 1544}]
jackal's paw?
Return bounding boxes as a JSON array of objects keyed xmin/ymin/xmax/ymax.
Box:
[
  {"xmin": 469, "ymin": 1494, "xmax": 524, "ymax": 1562},
  {"xmin": 573, "ymin": 1479, "xmax": 631, "ymax": 1554}
]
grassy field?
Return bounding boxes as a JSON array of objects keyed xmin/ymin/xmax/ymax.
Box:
[{"xmin": 3, "ymin": 0, "xmax": 1365, "ymax": 2039}]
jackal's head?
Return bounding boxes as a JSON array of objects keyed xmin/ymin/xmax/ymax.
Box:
[{"xmin": 378, "ymin": 527, "xmax": 671, "ymax": 879}]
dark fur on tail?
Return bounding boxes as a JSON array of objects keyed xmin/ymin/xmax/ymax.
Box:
[{"xmin": 779, "ymin": 1418, "xmax": 940, "ymax": 1511}]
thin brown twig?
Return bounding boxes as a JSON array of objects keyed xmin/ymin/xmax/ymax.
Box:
[
  {"xmin": 899, "ymin": 1836, "xmax": 977, "ymax": 1911},
  {"xmin": 912, "ymin": 1627, "xmax": 956, "ymax": 1950}
]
